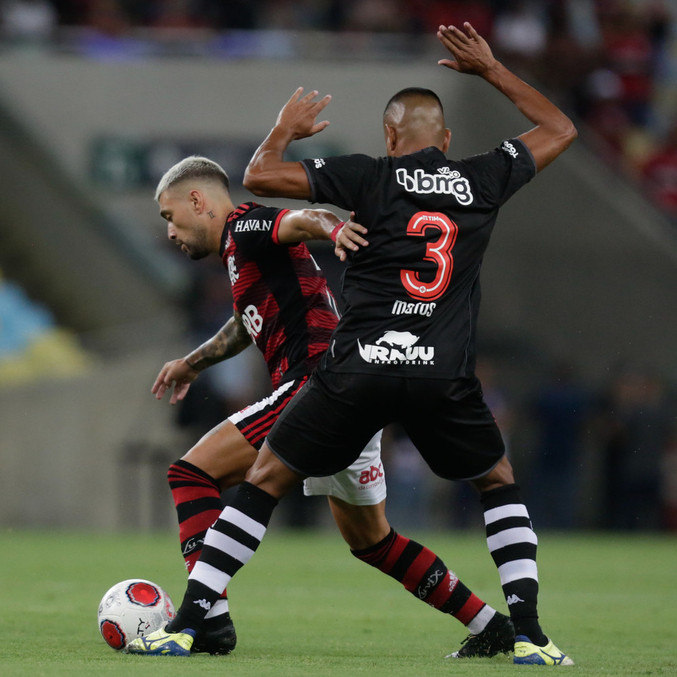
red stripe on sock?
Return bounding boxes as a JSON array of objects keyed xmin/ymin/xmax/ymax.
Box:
[
  {"xmin": 401, "ymin": 548, "xmax": 438, "ymax": 593},
  {"xmin": 380, "ymin": 534, "xmax": 409, "ymax": 574},
  {"xmin": 171, "ymin": 484, "xmax": 218, "ymax": 506},
  {"xmin": 425, "ymin": 571, "xmax": 457, "ymax": 609},
  {"xmin": 180, "ymin": 511, "xmax": 220, "ymax": 541},
  {"xmin": 168, "ymin": 465, "xmax": 215, "ymax": 486},
  {"xmin": 454, "ymin": 593, "xmax": 485, "ymax": 625}
]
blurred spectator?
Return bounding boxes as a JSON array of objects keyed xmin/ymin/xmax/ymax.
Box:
[
  {"xmin": 584, "ymin": 89, "xmax": 633, "ymax": 161},
  {"xmin": 148, "ymin": 0, "xmax": 203, "ymax": 30},
  {"xmin": 492, "ymin": 1, "xmax": 547, "ymax": 75},
  {"xmin": 259, "ymin": 0, "xmax": 332, "ymax": 31},
  {"xmin": 527, "ymin": 361, "xmax": 592, "ymax": 529},
  {"xmin": 76, "ymin": 0, "xmax": 153, "ymax": 59},
  {"xmin": 342, "ymin": 0, "xmax": 410, "ymax": 33},
  {"xmin": 542, "ymin": 2, "xmax": 599, "ymax": 99},
  {"xmin": 564, "ymin": 0, "xmax": 601, "ymax": 50},
  {"xmin": 197, "ymin": 0, "xmax": 260, "ymax": 30},
  {"xmin": 83, "ymin": 0, "xmax": 130, "ymax": 36},
  {"xmin": 600, "ymin": 4, "xmax": 655, "ymax": 127},
  {"xmin": 0, "ymin": 0, "xmax": 57, "ymax": 40},
  {"xmin": 405, "ymin": 0, "xmax": 494, "ymax": 36},
  {"xmin": 596, "ymin": 365, "xmax": 673, "ymax": 530},
  {"xmin": 642, "ymin": 119, "xmax": 677, "ymax": 220}
]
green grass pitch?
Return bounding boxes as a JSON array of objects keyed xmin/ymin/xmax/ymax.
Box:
[{"xmin": 1, "ymin": 528, "xmax": 675, "ymax": 676}]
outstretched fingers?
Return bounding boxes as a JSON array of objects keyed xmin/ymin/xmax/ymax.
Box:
[
  {"xmin": 463, "ymin": 21, "xmax": 480, "ymax": 40},
  {"xmin": 169, "ymin": 382, "xmax": 190, "ymax": 405},
  {"xmin": 311, "ymin": 120, "xmax": 331, "ymax": 134},
  {"xmin": 439, "ymin": 24, "xmax": 467, "ymax": 48},
  {"xmin": 287, "ymin": 86, "xmax": 304, "ymax": 104}
]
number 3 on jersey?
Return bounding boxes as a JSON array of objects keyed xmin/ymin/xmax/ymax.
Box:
[{"xmin": 400, "ymin": 211, "xmax": 457, "ymax": 301}]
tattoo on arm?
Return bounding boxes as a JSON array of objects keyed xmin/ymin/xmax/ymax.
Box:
[{"xmin": 185, "ymin": 311, "xmax": 252, "ymax": 371}]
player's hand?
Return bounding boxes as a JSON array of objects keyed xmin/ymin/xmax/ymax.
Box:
[
  {"xmin": 151, "ymin": 358, "xmax": 200, "ymax": 405},
  {"xmin": 437, "ymin": 22, "xmax": 498, "ymax": 76},
  {"xmin": 334, "ymin": 213, "xmax": 369, "ymax": 262},
  {"xmin": 275, "ymin": 87, "xmax": 332, "ymax": 140}
]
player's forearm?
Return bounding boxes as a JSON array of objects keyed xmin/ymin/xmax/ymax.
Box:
[
  {"xmin": 482, "ymin": 61, "xmax": 576, "ymax": 142},
  {"xmin": 287, "ymin": 209, "xmax": 341, "ymax": 243},
  {"xmin": 185, "ymin": 316, "xmax": 251, "ymax": 371},
  {"xmin": 244, "ymin": 127, "xmax": 310, "ymax": 199}
]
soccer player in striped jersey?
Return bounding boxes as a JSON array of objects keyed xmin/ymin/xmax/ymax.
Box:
[{"xmin": 139, "ymin": 155, "xmax": 512, "ymax": 657}]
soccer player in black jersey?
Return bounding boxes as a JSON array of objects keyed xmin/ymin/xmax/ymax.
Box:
[
  {"xmin": 139, "ymin": 155, "xmax": 511, "ymax": 657},
  {"xmin": 129, "ymin": 23, "xmax": 577, "ymax": 665}
]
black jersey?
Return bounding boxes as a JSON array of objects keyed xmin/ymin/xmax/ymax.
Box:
[
  {"xmin": 220, "ymin": 202, "xmax": 339, "ymax": 388},
  {"xmin": 301, "ymin": 139, "xmax": 536, "ymax": 379}
]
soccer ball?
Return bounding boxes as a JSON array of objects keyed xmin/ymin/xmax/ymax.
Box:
[{"xmin": 97, "ymin": 579, "xmax": 175, "ymax": 650}]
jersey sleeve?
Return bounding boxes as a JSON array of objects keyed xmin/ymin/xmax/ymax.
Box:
[
  {"xmin": 461, "ymin": 138, "xmax": 536, "ymax": 208},
  {"xmin": 301, "ymin": 154, "xmax": 378, "ymax": 210}
]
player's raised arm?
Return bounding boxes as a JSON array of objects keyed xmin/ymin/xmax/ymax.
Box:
[
  {"xmin": 276, "ymin": 209, "xmax": 369, "ymax": 262},
  {"xmin": 243, "ymin": 87, "xmax": 332, "ymax": 199},
  {"xmin": 152, "ymin": 312, "xmax": 252, "ymax": 404},
  {"xmin": 437, "ymin": 22, "xmax": 577, "ymax": 171}
]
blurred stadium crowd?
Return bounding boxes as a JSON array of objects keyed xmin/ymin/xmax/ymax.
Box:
[
  {"xmin": 2, "ymin": 0, "xmax": 676, "ymax": 223},
  {"xmin": 1, "ymin": 0, "xmax": 676, "ymax": 531}
]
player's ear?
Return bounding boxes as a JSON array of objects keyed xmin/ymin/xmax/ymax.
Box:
[
  {"xmin": 441, "ymin": 128, "xmax": 451, "ymax": 153},
  {"xmin": 189, "ymin": 189, "xmax": 204, "ymax": 214},
  {"xmin": 384, "ymin": 124, "xmax": 398, "ymax": 156}
]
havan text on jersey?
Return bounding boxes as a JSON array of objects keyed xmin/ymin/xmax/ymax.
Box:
[
  {"xmin": 395, "ymin": 166, "xmax": 474, "ymax": 204},
  {"xmin": 233, "ymin": 218, "xmax": 273, "ymax": 233}
]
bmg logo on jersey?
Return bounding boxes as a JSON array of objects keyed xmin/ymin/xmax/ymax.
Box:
[
  {"xmin": 357, "ymin": 330, "xmax": 434, "ymax": 365},
  {"xmin": 396, "ymin": 167, "xmax": 473, "ymax": 205}
]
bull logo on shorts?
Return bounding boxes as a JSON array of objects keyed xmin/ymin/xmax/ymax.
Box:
[{"xmin": 357, "ymin": 330, "xmax": 434, "ymax": 366}]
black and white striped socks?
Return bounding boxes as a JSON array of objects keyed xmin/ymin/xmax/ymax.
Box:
[
  {"xmin": 481, "ymin": 483, "xmax": 546, "ymax": 645},
  {"xmin": 167, "ymin": 481, "xmax": 278, "ymax": 633}
]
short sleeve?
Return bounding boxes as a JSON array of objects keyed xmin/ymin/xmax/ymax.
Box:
[
  {"xmin": 461, "ymin": 138, "xmax": 536, "ymax": 207},
  {"xmin": 301, "ymin": 154, "xmax": 378, "ymax": 210}
]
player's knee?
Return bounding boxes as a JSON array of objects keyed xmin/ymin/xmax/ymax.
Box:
[
  {"xmin": 471, "ymin": 455, "xmax": 515, "ymax": 492},
  {"xmin": 244, "ymin": 449, "xmax": 301, "ymax": 499},
  {"xmin": 330, "ymin": 498, "xmax": 390, "ymax": 550}
]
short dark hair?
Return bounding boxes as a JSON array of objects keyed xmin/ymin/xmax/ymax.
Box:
[{"xmin": 384, "ymin": 88, "xmax": 444, "ymax": 117}]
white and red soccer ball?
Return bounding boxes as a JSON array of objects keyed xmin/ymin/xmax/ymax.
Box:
[{"xmin": 97, "ymin": 579, "xmax": 175, "ymax": 650}]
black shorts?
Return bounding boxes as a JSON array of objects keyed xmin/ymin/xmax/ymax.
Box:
[{"xmin": 266, "ymin": 369, "xmax": 505, "ymax": 480}]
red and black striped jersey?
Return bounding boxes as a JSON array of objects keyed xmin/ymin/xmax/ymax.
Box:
[{"xmin": 220, "ymin": 202, "xmax": 339, "ymax": 388}]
